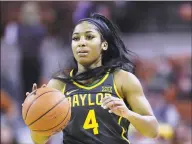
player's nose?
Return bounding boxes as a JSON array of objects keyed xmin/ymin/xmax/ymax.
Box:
[{"xmin": 78, "ymin": 38, "xmax": 86, "ymax": 47}]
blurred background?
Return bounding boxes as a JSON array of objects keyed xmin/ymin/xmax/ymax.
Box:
[{"xmin": 0, "ymin": 1, "xmax": 191, "ymax": 144}]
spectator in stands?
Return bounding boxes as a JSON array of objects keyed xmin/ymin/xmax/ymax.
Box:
[
  {"xmin": 147, "ymin": 90, "xmax": 180, "ymax": 128},
  {"xmin": 18, "ymin": 2, "xmax": 46, "ymax": 101}
]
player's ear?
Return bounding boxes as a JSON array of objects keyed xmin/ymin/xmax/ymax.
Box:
[{"xmin": 101, "ymin": 41, "xmax": 108, "ymax": 51}]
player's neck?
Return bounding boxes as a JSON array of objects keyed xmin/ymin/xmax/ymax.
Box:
[
  {"xmin": 77, "ymin": 58, "xmax": 102, "ymax": 75},
  {"xmin": 76, "ymin": 58, "xmax": 102, "ymax": 85}
]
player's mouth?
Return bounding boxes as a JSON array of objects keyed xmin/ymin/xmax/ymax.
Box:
[{"xmin": 77, "ymin": 49, "xmax": 89, "ymax": 57}]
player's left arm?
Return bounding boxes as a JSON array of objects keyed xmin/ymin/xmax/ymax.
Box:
[{"xmin": 102, "ymin": 70, "xmax": 159, "ymax": 138}]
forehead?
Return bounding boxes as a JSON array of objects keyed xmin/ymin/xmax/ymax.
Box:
[{"xmin": 73, "ymin": 21, "xmax": 99, "ymax": 34}]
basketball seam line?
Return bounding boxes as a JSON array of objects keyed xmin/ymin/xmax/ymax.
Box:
[
  {"xmin": 32, "ymin": 101, "xmax": 70, "ymax": 131},
  {"xmin": 28, "ymin": 96, "xmax": 66, "ymax": 126},
  {"xmin": 24, "ymin": 90, "xmax": 61, "ymax": 120}
]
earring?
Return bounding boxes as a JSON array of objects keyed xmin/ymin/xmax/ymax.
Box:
[
  {"xmin": 103, "ymin": 47, "xmax": 107, "ymax": 50},
  {"xmin": 102, "ymin": 43, "xmax": 108, "ymax": 50}
]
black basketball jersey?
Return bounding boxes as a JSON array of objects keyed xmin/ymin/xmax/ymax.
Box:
[{"xmin": 62, "ymin": 70, "xmax": 131, "ymax": 144}]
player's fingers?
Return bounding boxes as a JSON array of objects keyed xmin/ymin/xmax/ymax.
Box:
[
  {"xmin": 103, "ymin": 99, "xmax": 122, "ymax": 109},
  {"xmin": 41, "ymin": 84, "xmax": 46, "ymax": 88},
  {"xmin": 101, "ymin": 96, "xmax": 119, "ymax": 106},
  {"xmin": 101, "ymin": 99, "xmax": 113, "ymax": 108},
  {"xmin": 109, "ymin": 106, "xmax": 125, "ymax": 113},
  {"xmin": 32, "ymin": 83, "xmax": 37, "ymax": 91},
  {"xmin": 102, "ymin": 95, "xmax": 111, "ymax": 102},
  {"xmin": 101, "ymin": 97, "xmax": 112, "ymax": 106}
]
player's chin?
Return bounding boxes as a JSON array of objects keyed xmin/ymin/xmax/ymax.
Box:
[{"xmin": 78, "ymin": 58, "xmax": 95, "ymax": 67}]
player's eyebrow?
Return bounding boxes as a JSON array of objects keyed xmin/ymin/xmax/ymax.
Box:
[{"xmin": 73, "ymin": 31, "xmax": 94, "ymax": 35}]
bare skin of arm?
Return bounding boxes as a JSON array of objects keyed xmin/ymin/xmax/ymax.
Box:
[
  {"xmin": 114, "ymin": 70, "xmax": 159, "ymax": 137},
  {"xmin": 29, "ymin": 79, "xmax": 66, "ymax": 144},
  {"xmin": 102, "ymin": 70, "xmax": 159, "ymax": 138}
]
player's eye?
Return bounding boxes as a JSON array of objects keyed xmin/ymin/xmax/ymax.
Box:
[
  {"xmin": 72, "ymin": 36, "xmax": 79, "ymax": 41},
  {"xmin": 86, "ymin": 35, "xmax": 95, "ymax": 40}
]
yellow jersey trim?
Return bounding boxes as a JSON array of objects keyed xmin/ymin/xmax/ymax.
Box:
[
  {"xmin": 118, "ymin": 117, "xmax": 130, "ymax": 144},
  {"xmin": 69, "ymin": 69, "xmax": 110, "ymax": 90},
  {"xmin": 62, "ymin": 84, "xmax": 66, "ymax": 94},
  {"xmin": 113, "ymin": 77, "xmax": 122, "ymax": 99},
  {"xmin": 114, "ymin": 75, "xmax": 130, "ymax": 143}
]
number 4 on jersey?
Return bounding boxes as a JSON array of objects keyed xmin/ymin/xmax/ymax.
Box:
[{"xmin": 83, "ymin": 109, "xmax": 99, "ymax": 135}]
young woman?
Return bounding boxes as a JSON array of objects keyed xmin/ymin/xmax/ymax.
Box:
[{"xmin": 27, "ymin": 13, "xmax": 159, "ymax": 144}]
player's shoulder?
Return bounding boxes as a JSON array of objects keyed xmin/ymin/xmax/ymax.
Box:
[
  {"xmin": 113, "ymin": 69, "xmax": 143, "ymax": 98},
  {"xmin": 113, "ymin": 69, "xmax": 138, "ymax": 81},
  {"xmin": 47, "ymin": 79, "xmax": 66, "ymax": 92},
  {"xmin": 113, "ymin": 69, "xmax": 141, "ymax": 89}
]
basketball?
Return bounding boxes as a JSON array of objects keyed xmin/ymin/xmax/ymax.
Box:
[{"xmin": 22, "ymin": 87, "xmax": 71, "ymax": 136}]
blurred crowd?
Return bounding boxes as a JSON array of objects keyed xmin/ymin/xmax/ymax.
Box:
[{"xmin": 1, "ymin": 1, "xmax": 191, "ymax": 144}]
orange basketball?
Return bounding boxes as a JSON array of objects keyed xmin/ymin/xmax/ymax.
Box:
[{"xmin": 22, "ymin": 87, "xmax": 71, "ymax": 136}]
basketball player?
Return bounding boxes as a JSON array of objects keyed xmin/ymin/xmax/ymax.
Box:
[{"xmin": 26, "ymin": 13, "xmax": 159, "ymax": 144}]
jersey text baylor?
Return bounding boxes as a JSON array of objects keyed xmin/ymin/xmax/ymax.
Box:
[{"xmin": 62, "ymin": 70, "xmax": 131, "ymax": 144}]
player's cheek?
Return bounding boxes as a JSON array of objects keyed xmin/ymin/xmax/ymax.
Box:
[
  {"xmin": 71, "ymin": 44, "xmax": 77, "ymax": 55},
  {"xmin": 89, "ymin": 52, "xmax": 99, "ymax": 63},
  {"xmin": 92, "ymin": 46, "xmax": 101, "ymax": 57}
]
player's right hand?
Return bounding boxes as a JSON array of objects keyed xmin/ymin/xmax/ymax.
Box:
[
  {"xmin": 22, "ymin": 83, "xmax": 46, "ymax": 107},
  {"xmin": 26, "ymin": 83, "xmax": 46, "ymax": 97},
  {"xmin": 23, "ymin": 83, "xmax": 50, "ymax": 142}
]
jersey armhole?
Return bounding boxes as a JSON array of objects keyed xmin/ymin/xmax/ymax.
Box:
[
  {"xmin": 112, "ymin": 73, "xmax": 123, "ymax": 99},
  {"xmin": 62, "ymin": 84, "xmax": 66, "ymax": 94}
]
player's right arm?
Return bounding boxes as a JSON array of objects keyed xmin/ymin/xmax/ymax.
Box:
[{"xmin": 29, "ymin": 79, "xmax": 66, "ymax": 144}]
